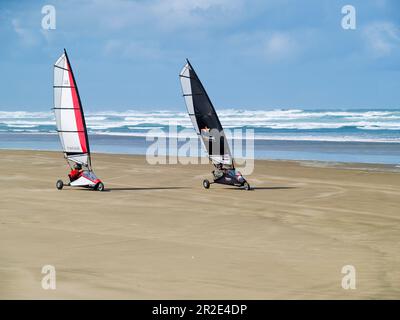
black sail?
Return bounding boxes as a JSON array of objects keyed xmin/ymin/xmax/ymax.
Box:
[{"xmin": 179, "ymin": 59, "xmax": 233, "ymax": 167}]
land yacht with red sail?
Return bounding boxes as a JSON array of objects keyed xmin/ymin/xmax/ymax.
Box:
[{"xmin": 53, "ymin": 49, "xmax": 104, "ymax": 191}]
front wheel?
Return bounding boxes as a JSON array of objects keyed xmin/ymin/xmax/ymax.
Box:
[
  {"xmin": 243, "ymin": 182, "xmax": 251, "ymax": 191},
  {"xmin": 96, "ymin": 182, "xmax": 105, "ymax": 192},
  {"xmin": 203, "ymin": 179, "xmax": 210, "ymax": 189},
  {"xmin": 56, "ymin": 180, "xmax": 64, "ymax": 190}
]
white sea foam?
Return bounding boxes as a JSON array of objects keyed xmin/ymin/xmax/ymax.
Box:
[
  {"xmin": 85, "ymin": 131, "xmax": 400, "ymax": 143},
  {"xmin": 1, "ymin": 109, "xmax": 400, "ymax": 142}
]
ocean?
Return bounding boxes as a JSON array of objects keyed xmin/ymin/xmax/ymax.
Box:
[{"xmin": 1, "ymin": 108, "xmax": 400, "ymax": 165}]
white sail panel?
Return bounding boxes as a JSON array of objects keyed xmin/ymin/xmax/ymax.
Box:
[
  {"xmin": 180, "ymin": 63, "xmax": 190, "ymax": 78},
  {"xmin": 66, "ymin": 153, "xmax": 89, "ymax": 165},
  {"xmin": 184, "ymin": 95, "xmax": 194, "ymax": 115},
  {"xmin": 179, "ymin": 64, "xmax": 195, "ymax": 114},
  {"xmin": 189, "ymin": 114, "xmax": 200, "ymax": 134},
  {"xmin": 210, "ymin": 155, "xmax": 232, "ymax": 165}
]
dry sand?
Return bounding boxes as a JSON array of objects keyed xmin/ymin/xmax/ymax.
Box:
[{"xmin": 0, "ymin": 150, "xmax": 399, "ymax": 299}]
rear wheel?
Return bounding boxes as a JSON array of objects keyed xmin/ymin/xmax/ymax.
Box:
[
  {"xmin": 203, "ymin": 179, "xmax": 210, "ymax": 189},
  {"xmin": 56, "ymin": 180, "xmax": 64, "ymax": 190},
  {"xmin": 243, "ymin": 181, "xmax": 251, "ymax": 191},
  {"xmin": 96, "ymin": 182, "xmax": 105, "ymax": 192}
]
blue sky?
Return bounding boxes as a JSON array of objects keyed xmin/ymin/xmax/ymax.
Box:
[{"xmin": 0, "ymin": 0, "xmax": 399, "ymax": 111}]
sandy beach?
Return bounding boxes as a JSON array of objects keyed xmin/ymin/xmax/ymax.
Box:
[{"xmin": 0, "ymin": 149, "xmax": 399, "ymax": 299}]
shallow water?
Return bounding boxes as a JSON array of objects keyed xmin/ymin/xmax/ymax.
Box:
[{"xmin": 1, "ymin": 133, "xmax": 399, "ymax": 165}]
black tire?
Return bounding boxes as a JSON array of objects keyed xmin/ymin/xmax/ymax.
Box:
[
  {"xmin": 203, "ymin": 179, "xmax": 210, "ymax": 189},
  {"xmin": 96, "ymin": 182, "xmax": 105, "ymax": 192},
  {"xmin": 56, "ymin": 180, "xmax": 64, "ymax": 190},
  {"xmin": 243, "ymin": 181, "xmax": 251, "ymax": 191}
]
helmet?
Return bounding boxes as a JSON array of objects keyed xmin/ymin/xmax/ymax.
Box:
[{"xmin": 74, "ymin": 163, "xmax": 82, "ymax": 170}]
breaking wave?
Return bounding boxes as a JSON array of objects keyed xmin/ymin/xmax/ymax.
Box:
[{"xmin": 1, "ymin": 108, "xmax": 400, "ymax": 143}]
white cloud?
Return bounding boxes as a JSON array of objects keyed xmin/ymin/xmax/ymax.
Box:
[
  {"xmin": 227, "ymin": 30, "xmax": 305, "ymax": 63},
  {"xmin": 148, "ymin": 0, "xmax": 246, "ymax": 30},
  {"xmin": 11, "ymin": 18, "xmax": 38, "ymax": 46},
  {"xmin": 41, "ymin": 0, "xmax": 255, "ymax": 59},
  {"xmin": 103, "ymin": 39, "xmax": 162, "ymax": 60},
  {"xmin": 263, "ymin": 33, "xmax": 298, "ymax": 61},
  {"xmin": 363, "ymin": 22, "xmax": 400, "ymax": 57},
  {"xmin": 56, "ymin": 0, "xmax": 249, "ymax": 33},
  {"xmin": 372, "ymin": 0, "xmax": 388, "ymax": 9}
]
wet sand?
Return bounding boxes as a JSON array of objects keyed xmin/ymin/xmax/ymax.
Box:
[{"xmin": 0, "ymin": 150, "xmax": 399, "ymax": 299}]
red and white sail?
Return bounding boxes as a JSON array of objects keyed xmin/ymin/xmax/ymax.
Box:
[{"xmin": 53, "ymin": 50, "xmax": 91, "ymax": 169}]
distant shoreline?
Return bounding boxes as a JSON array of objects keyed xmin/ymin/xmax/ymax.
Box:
[
  {"xmin": 1, "ymin": 148, "xmax": 399, "ymax": 173},
  {"xmin": 2, "ymin": 131, "xmax": 400, "ymax": 144},
  {"xmin": 1, "ymin": 132, "xmax": 400, "ymax": 165}
]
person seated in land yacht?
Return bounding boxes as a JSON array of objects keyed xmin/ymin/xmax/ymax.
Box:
[
  {"xmin": 213, "ymin": 163, "xmax": 224, "ymax": 179},
  {"xmin": 68, "ymin": 163, "xmax": 83, "ymax": 182},
  {"xmin": 213, "ymin": 163, "xmax": 244, "ymax": 182}
]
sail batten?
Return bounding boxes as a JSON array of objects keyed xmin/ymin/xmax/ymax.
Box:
[
  {"xmin": 179, "ymin": 60, "xmax": 233, "ymax": 167},
  {"xmin": 53, "ymin": 50, "xmax": 91, "ymax": 169}
]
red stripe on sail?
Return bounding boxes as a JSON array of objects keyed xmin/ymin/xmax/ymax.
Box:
[{"xmin": 66, "ymin": 60, "xmax": 87, "ymax": 153}]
